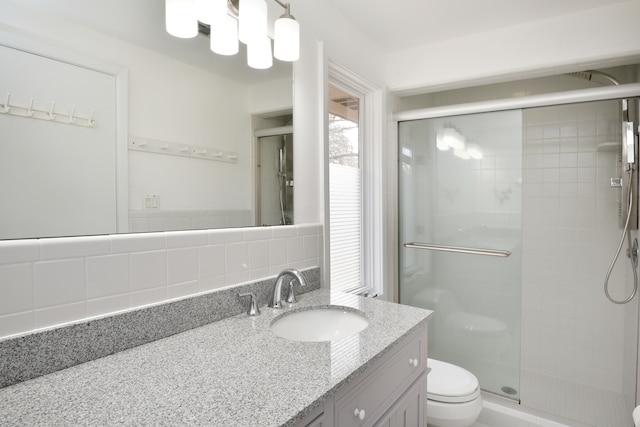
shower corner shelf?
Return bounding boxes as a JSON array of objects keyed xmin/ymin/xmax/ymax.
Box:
[{"xmin": 596, "ymin": 142, "xmax": 621, "ymax": 152}]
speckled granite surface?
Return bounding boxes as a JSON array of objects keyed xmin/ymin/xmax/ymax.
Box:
[
  {"xmin": 0, "ymin": 268, "xmax": 320, "ymax": 389},
  {"xmin": 0, "ymin": 289, "xmax": 431, "ymax": 427}
]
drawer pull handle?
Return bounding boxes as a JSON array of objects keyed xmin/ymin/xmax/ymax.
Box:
[
  {"xmin": 354, "ymin": 408, "xmax": 366, "ymax": 420},
  {"xmin": 409, "ymin": 358, "xmax": 418, "ymax": 367}
]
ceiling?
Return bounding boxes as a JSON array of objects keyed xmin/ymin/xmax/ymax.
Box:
[
  {"xmin": 11, "ymin": 0, "xmax": 291, "ymax": 86},
  {"xmin": 323, "ymin": 0, "xmax": 631, "ymax": 52},
  {"xmin": 10, "ymin": 0, "xmax": 631, "ymax": 83}
]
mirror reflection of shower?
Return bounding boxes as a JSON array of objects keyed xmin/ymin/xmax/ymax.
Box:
[{"xmin": 256, "ymin": 126, "xmax": 294, "ymax": 226}]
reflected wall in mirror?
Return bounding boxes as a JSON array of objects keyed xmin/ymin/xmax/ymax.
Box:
[{"xmin": 0, "ymin": 0, "xmax": 294, "ymax": 240}]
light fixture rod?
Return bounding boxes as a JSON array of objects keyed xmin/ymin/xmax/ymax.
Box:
[{"xmin": 271, "ymin": 0, "xmax": 289, "ymax": 11}]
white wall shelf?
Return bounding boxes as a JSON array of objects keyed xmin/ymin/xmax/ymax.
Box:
[{"xmin": 128, "ymin": 136, "xmax": 238, "ymax": 164}]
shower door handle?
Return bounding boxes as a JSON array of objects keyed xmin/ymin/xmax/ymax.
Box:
[{"xmin": 403, "ymin": 242, "xmax": 511, "ymax": 257}]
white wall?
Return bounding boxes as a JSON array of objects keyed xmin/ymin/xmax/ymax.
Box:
[
  {"xmin": 0, "ymin": 3, "xmax": 258, "ymax": 217},
  {"xmin": 387, "ymin": 1, "xmax": 640, "ymax": 94},
  {"xmin": 0, "ymin": 1, "xmax": 383, "ymax": 337},
  {"xmin": 291, "ymin": 1, "xmax": 389, "ymax": 226}
]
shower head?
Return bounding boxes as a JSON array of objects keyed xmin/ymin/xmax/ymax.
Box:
[
  {"xmin": 567, "ymin": 69, "xmax": 630, "ymax": 121},
  {"xmin": 566, "ymin": 70, "xmax": 620, "ymax": 86}
]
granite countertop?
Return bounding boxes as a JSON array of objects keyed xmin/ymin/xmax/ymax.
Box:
[{"xmin": 0, "ymin": 289, "xmax": 431, "ymax": 426}]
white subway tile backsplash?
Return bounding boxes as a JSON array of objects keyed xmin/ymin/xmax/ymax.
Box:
[
  {"xmin": 225, "ymin": 271, "xmax": 250, "ymax": 286},
  {"xmin": 269, "ymin": 263, "xmax": 287, "ymax": 276},
  {"xmin": 33, "ymin": 259, "xmax": 85, "ymax": 308},
  {"xmin": 0, "ymin": 311, "xmax": 33, "ymax": 338},
  {"xmin": 243, "ymin": 227, "xmax": 272, "ymax": 241},
  {"xmin": 249, "ymin": 240, "xmax": 270, "ymax": 269},
  {"xmin": 130, "ymin": 251, "xmax": 167, "ymax": 291},
  {"xmin": 167, "ymin": 281, "xmax": 199, "ymax": 299},
  {"xmin": 198, "ymin": 275, "xmax": 226, "ymax": 292},
  {"xmin": 250, "ymin": 267, "xmax": 270, "ymax": 281},
  {"xmin": 0, "ymin": 264, "xmax": 32, "ymax": 316},
  {"xmin": 0, "ymin": 240, "xmax": 39, "ymax": 265},
  {"xmin": 86, "ymin": 254, "xmax": 130, "ymax": 299},
  {"xmin": 110, "ymin": 233, "xmax": 166, "ymax": 254},
  {"xmin": 198, "ymin": 245, "xmax": 225, "ymax": 279},
  {"xmin": 87, "ymin": 294, "xmax": 130, "ymax": 318},
  {"xmin": 0, "ymin": 224, "xmax": 323, "ymax": 339},
  {"xmin": 286, "ymin": 237, "xmax": 304, "ymax": 263},
  {"xmin": 303, "ymin": 235, "xmax": 318, "ymax": 259},
  {"xmin": 272, "ymin": 225, "xmax": 297, "ymax": 238},
  {"xmin": 296, "ymin": 224, "xmax": 320, "ymax": 236},
  {"xmin": 35, "ymin": 302, "xmax": 86, "ymax": 329},
  {"xmin": 210, "ymin": 228, "xmax": 244, "ymax": 244},
  {"xmin": 130, "ymin": 287, "xmax": 168, "ymax": 307},
  {"xmin": 269, "ymin": 239, "xmax": 288, "ymax": 266},
  {"xmin": 166, "ymin": 230, "xmax": 209, "ymax": 249},
  {"xmin": 225, "ymin": 242, "xmax": 249, "ymax": 274},
  {"xmin": 167, "ymin": 248, "xmax": 198, "ymax": 285},
  {"xmin": 40, "ymin": 236, "xmax": 110, "ymax": 260}
]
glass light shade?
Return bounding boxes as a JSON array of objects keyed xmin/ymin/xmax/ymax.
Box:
[
  {"xmin": 195, "ymin": 0, "xmax": 227, "ymax": 27},
  {"xmin": 274, "ymin": 16, "xmax": 300, "ymax": 61},
  {"xmin": 239, "ymin": 0, "xmax": 267, "ymax": 44},
  {"xmin": 210, "ymin": 16, "xmax": 239, "ymax": 56},
  {"xmin": 166, "ymin": 0, "xmax": 198, "ymax": 38},
  {"xmin": 247, "ymin": 36, "xmax": 273, "ymax": 69}
]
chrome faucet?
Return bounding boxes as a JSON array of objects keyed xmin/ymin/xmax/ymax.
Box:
[{"xmin": 268, "ymin": 268, "xmax": 308, "ymax": 309}]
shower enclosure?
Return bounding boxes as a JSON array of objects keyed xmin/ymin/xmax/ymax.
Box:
[
  {"xmin": 257, "ymin": 131, "xmax": 293, "ymax": 226},
  {"xmin": 398, "ymin": 91, "xmax": 640, "ymax": 426}
]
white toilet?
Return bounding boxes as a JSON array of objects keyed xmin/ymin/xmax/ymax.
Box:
[{"xmin": 427, "ymin": 358, "xmax": 483, "ymax": 427}]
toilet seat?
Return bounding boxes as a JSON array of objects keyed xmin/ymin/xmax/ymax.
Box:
[{"xmin": 427, "ymin": 358, "xmax": 480, "ymax": 403}]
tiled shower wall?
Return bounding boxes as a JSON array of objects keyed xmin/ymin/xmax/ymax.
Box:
[
  {"xmin": 0, "ymin": 224, "xmax": 323, "ymax": 340},
  {"xmin": 521, "ymin": 100, "xmax": 627, "ymax": 392}
]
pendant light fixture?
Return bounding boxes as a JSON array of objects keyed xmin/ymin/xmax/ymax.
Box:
[
  {"xmin": 273, "ymin": 3, "xmax": 299, "ymax": 61},
  {"xmin": 165, "ymin": 0, "xmax": 300, "ymax": 69},
  {"xmin": 166, "ymin": 0, "xmax": 198, "ymax": 38}
]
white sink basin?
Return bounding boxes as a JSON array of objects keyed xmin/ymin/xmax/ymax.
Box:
[{"xmin": 270, "ymin": 306, "xmax": 369, "ymax": 342}]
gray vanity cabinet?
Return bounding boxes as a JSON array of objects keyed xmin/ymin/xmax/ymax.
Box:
[
  {"xmin": 295, "ymin": 322, "xmax": 428, "ymax": 427},
  {"xmin": 373, "ymin": 373, "xmax": 425, "ymax": 427}
]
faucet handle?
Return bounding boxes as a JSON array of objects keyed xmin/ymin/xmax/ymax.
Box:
[
  {"xmin": 238, "ymin": 292, "xmax": 260, "ymax": 316},
  {"xmin": 285, "ymin": 279, "xmax": 296, "ymax": 303}
]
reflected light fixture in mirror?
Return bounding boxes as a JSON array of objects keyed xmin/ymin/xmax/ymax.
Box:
[{"xmin": 165, "ymin": 0, "xmax": 300, "ymax": 69}]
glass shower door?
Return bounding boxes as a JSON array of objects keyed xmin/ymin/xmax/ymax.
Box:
[{"xmin": 398, "ymin": 110, "xmax": 523, "ymax": 400}]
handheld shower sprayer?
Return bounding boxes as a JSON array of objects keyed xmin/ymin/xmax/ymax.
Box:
[
  {"xmin": 603, "ymin": 100, "xmax": 639, "ymax": 305},
  {"xmin": 571, "ymin": 71, "xmax": 640, "ymax": 304}
]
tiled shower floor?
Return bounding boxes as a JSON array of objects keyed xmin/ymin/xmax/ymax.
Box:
[{"xmin": 517, "ymin": 371, "xmax": 631, "ymax": 427}]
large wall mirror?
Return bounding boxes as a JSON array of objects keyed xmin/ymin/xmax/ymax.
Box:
[{"xmin": 0, "ymin": 0, "xmax": 294, "ymax": 240}]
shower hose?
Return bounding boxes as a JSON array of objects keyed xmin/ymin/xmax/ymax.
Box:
[{"xmin": 604, "ymin": 169, "xmax": 639, "ymax": 304}]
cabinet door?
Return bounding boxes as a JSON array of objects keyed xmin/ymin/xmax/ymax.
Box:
[{"xmin": 374, "ymin": 374, "xmax": 425, "ymax": 427}]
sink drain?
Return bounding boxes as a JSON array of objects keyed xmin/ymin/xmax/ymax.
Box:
[{"xmin": 501, "ymin": 386, "xmax": 518, "ymax": 395}]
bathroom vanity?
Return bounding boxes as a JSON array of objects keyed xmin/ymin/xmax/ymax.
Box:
[{"xmin": 0, "ymin": 284, "xmax": 431, "ymax": 426}]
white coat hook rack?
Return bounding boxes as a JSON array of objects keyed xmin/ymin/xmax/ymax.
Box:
[
  {"xmin": 128, "ymin": 136, "xmax": 238, "ymax": 164},
  {"xmin": 2, "ymin": 93, "xmax": 10, "ymax": 113},
  {"xmin": 48, "ymin": 101, "xmax": 56, "ymax": 120},
  {"xmin": 27, "ymin": 98, "xmax": 34, "ymax": 117},
  {"xmin": 0, "ymin": 92, "xmax": 97, "ymax": 128}
]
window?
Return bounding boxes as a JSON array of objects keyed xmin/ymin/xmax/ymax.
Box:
[
  {"xmin": 329, "ymin": 84, "xmax": 362, "ymax": 292},
  {"xmin": 327, "ymin": 62, "xmax": 383, "ymax": 296}
]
